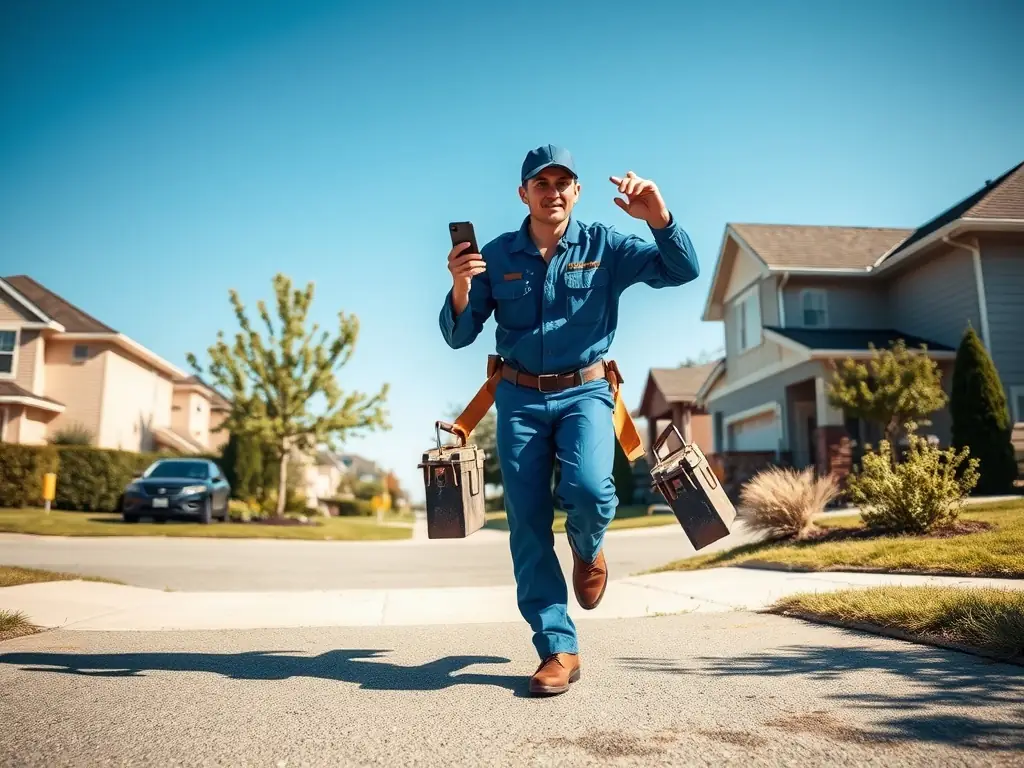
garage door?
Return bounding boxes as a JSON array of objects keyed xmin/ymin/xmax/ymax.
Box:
[{"xmin": 728, "ymin": 410, "xmax": 780, "ymax": 452}]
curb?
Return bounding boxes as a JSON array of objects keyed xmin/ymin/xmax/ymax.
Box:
[{"xmin": 766, "ymin": 607, "xmax": 1024, "ymax": 668}]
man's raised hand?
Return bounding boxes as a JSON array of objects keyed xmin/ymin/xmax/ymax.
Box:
[
  {"xmin": 610, "ymin": 171, "xmax": 671, "ymax": 229},
  {"xmin": 448, "ymin": 241, "xmax": 486, "ymax": 313}
]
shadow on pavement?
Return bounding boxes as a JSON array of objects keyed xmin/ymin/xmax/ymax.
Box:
[
  {"xmin": 0, "ymin": 648, "xmax": 529, "ymax": 697},
  {"xmin": 619, "ymin": 642, "xmax": 1024, "ymax": 751}
]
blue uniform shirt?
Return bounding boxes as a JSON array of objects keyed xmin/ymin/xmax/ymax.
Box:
[{"xmin": 439, "ymin": 213, "xmax": 699, "ymax": 375}]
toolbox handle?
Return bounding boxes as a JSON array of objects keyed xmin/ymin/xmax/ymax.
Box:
[
  {"xmin": 435, "ymin": 420, "xmax": 467, "ymax": 449},
  {"xmin": 652, "ymin": 423, "xmax": 686, "ymax": 463}
]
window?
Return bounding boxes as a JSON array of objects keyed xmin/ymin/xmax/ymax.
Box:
[
  {"xmin": 801, "ymin": 289, "xmax": 828, "ymax": 327},
  {"xmin": 732, "ymin": 287, "xmax": 762, "ymax": 354},
  {"xmin": 0, "ymin": 330, "xmax": 16, "ymax": 377},
  {"xmin": 72, "ymin": 344, "xmax": 89, "ymax": 361},
  {"xmin": 1011, "ymin": 386, "xmax": 1024, "ymax": 425}
]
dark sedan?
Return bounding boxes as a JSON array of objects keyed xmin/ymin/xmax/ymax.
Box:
[{"xmin": 121, "ymin": 458, "xmax": 231, "ymax": 524}]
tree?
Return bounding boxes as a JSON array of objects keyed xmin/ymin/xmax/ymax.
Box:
[
  {"xmin": 679, "ymin": 348, "xmax": 722, "ymax": 368},
  {"xmin": 950, "ymin": 326, "xmax": 1017, "ymax": 494},
  {"xmin": 220, "ymin": 432, "xmax": 263, "ymax": 500},
  {"xmin": 188, "ymin": 273, "xmax": 390, "ymax": 518},
  {"xmin": 828, "ymin": 339, "xmax": 947, "ymax": 450}
]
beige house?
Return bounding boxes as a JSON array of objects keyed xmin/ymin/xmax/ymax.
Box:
[
  {"xmin": 0, "ymin": 275, "xmax": 230, "ymax": 454},
  {"xmin": 694, "ymin": 158, "xmax": 1024, "ymax": 478}
]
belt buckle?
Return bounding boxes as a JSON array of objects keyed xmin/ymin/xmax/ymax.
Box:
[{"xmin": 536, "ymin": 373, "xmax": 560, "ymax": 393}]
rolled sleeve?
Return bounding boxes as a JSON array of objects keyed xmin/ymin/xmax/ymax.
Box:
[{"xmin": 609, "ymin": 213, "xmax": 700, "ymax": 292}]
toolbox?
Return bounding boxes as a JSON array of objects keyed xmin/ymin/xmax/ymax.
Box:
[{"xmin": 418, "ymin": 420, "xmax": 487, "ymax": 539}]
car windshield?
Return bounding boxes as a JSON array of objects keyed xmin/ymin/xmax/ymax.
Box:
[{"xmin": 144, "ymin": 461, "xmax": 209, "ymax": 480}]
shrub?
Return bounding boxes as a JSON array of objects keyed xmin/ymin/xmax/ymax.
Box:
[
  {"xmin": 950, "ymin": 326, "xmax": 1018, "ymax": 494},
  {"xmin": 738, "ymin": 466, "xmax": 840, "ymax": 540},
  {"xmin": 54, "ymin": 446, "xmax": 160, "ymax": 512},
  {"xmin": 228, "ymin": 498, "xmax": 262, "ymax": 522},
  {"xmin": 330, "ymin": 498, "xmax": 374, "ymax": 516},
  {"xmin": 846, "ymin": 434, "xmax": 980, "ymax": 534},
  {"xmin": 0, "ymin": 444, "xmax": 59, "ymax": 507},
  {"xmin": 49, "ymin": 422, "xmax": 95, "ymax": 446}
]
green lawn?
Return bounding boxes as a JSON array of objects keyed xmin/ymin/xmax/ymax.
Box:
[
  {"xmin": 0, "ymin": 507, "xmax": 413, "ymax": 541},
  {"xmin": 484, "ymin": 504, "xmax": 678, "ymax": 533},
  {"xmin": 772, "ymin": 585, "xmax": 1024, "ymax": 661},
  {"xmin": 651, "ymin": 499, "xmax": 1024, "ymax": 578},
  {"xmin": 0, "ymin": 565, "xmax": 123, "ymax": 588}
]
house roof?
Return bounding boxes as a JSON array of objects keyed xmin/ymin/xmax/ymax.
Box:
[
  {"xmin": 729, "ymin": 224, "xmax": 912, "ymax": 270},
  {"xmin": 3, "ymin": 275, "xmax": 116, "ymax": 333},
  {"xmin": 649, "ymin": 363, "xmax": 720, "ymax": 403},
  {"xmin": 175, "ymin": 375, "xmax": 232, "ymax": 410},
  {"xmin": 0, "ymin": 381, "xmax": 65, "ymax": 410},
  {"xmin": 881, "ymin": 160, "xmax": 1024, "ymax": 263},
  {"xmin": 765, "ymin": 326, "xmax": 955, "ymax": 353},
  {"xmin": 152, "ymin": 426, "xmax": 207, "ymax": 454}
]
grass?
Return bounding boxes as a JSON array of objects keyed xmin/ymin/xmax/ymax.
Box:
[
  {"xmin": 0, "ymin": 609, "xmax": 38, "ymax": 642},
  {"xmin": 651, "ymin": 499, "xmax": 1024, "ymax": 578},
  {"xmin": 0, "ymin": 507, "xmax": 413, "ymax": 541},
  {"xmin": 771, "ymin": 585, "xmax": 1024, "ymax": 661},
  {"xmin": 484, "ymin": 504, "xmax": 678, "ymax": 533},
  {"xmin": 0, "ymin": 565, "xmax": 124, "ymax": 588}
]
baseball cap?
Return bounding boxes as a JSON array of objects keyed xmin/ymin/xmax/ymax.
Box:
[{"xmin": 521, "ymin": 144, "xmax": 578, "ymax": 184}]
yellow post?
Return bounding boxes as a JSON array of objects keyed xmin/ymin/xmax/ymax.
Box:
[{"xmin": 42, "ymin": 472, "xmax": 56, "ymax": 513}]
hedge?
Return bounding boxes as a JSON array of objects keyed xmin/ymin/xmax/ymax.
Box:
[{"xmin": 0, "ymin": 444, "xmax": 224, "ymax": 512}]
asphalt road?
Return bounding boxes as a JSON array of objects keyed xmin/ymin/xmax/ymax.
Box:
[
  {"xmin": 0, "ymin": 520, "xmax": 765, "ymax": 591},
  {"xmin": 2, "ymin": 612, "xmax": 1021, "ymax": 767}
]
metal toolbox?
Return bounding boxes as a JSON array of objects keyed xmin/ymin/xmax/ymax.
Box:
[
  {"xmin": 417, "ymin": 421, "xmax": 486, "ymax": 539},
  {"xmin": 649, "ymin": 423, "xmax": 737, "ymax": 550}
]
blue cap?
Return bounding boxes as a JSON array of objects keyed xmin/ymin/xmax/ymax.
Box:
[{"xmin": 521, "ymin": 144, "xmax": 577, "ymax": 184}]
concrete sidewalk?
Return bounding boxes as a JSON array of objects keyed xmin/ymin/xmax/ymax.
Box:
[{"xmin": 3, "ymin": 567, "xmax": 1022, "ymax": 632}]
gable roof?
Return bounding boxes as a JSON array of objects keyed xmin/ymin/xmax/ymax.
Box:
[
  {"xmin": 729, "ymin": 224, "xmax": 912, "ymax": 270},
  {"xmin": 175, "ymin": 375, "xmax": 232, "ymax": 411},
  {"xmin": 0, "ymin": 381, "xmax": 65, "ymax": 412},
  {"xmin": 881, "ymin": 159, "xmax": 1024, "ymax": 263},
  {"xmin": 3, "ymin": 275, "xmax": 116, "ymax": 333},
  {"xmin": 765, "ymin": 326, "xmax": 955, "ymax": 353},
  {"xmin": 649, "ymin": 363, "xmax": 720, "ymax": 403}
]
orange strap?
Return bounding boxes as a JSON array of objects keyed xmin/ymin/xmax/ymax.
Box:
[{"xmin": 450, "ymin": 358, "xmax": 646, "ymax": 463}]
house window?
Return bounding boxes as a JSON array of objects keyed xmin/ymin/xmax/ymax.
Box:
[
  {"xmin": 72, "ymin": 344, "xmax": 89, "ymax": 361},
  {"xmin": 732, "ymin": 287, "xmax": 762, "ymax": 354},
  {"xmin": 801, "ymin": 289, "xmax": 828, "ymax": 327},
  {"xmin": 0, "ymin": 330, "xmax": 16, "ymax": 377},
  {"xmin": 1011, "ymin": 386, "xmax": 1024, "ymax": 425}
]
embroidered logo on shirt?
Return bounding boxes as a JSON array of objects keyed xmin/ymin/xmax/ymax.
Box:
[
  {"xmin": 503, "ymin": 272, "xmax": 523, "ymax": 281},
  {"xmin": 566, "ymin": 261, "xmax": 600, "ymax": 271}
]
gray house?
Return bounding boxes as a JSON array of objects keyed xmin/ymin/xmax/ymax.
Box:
[{"xmin": 696, "ymin": 159, "xmax": 1024, "ymax": 476}]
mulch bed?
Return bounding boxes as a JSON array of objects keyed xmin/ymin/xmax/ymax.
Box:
[{"xmin": 800, "ymin": 519, "xmax": 994, "ymax": 544}]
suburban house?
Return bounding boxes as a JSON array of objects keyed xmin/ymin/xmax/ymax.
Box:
[
  {"xmin": 0, "ymin": 274, "xmax": 230, "ymax": 455},
  {"xmin": 693, "ymin": 159, "xmax": 1024, "ymax": 484}
]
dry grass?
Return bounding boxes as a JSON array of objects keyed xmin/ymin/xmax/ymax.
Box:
[
  {"xmin": 772, "ymin": 585, "xmax": 1024, "ymax": 660},
  {"xmin": 738, "ymin": 467, "xmax": 841, "ymax": 541},
  {"xmin": 653, "ymin": 499, "xmax": 1024, "ymax": 578},
  {"xmin": 0, "ymin": 565, "xmax": 123, "ymax": 588},
  {"xmin": 0, "ymin": 609, "xmax": 38, "ymax": 642}
]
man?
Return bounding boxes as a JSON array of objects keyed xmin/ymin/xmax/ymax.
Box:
[{"xmin": 438, "ymin": 145, "xmax": 699, "ymax": 696}]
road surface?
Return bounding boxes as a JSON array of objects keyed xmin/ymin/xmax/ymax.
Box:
[
  {"xmin": 2, "ymin": 612, "xmax": 1021, "ymax": 767},
  {"xmin": 0, "ymin": 518, "xmax": 766, "ymax": 591}
]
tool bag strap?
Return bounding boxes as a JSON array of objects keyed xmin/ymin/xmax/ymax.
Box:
[{"xmin": 449, "ymin": 355, "xmax": 646, "ymax": 463}]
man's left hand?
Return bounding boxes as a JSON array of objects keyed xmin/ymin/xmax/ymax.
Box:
[{"xmin": 610, "ymin": 171, "xmax": 671, "ymax": 229}]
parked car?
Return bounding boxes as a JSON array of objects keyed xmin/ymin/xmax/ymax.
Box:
[{"xmin": 121, "ymin": 458, "xmax": 231, "ymax": 524}]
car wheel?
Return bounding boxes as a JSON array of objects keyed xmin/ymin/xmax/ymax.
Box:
[
  {"xmin": 123, "ymin": 514, "xmax": 138, "ymax": 524},
  {"xmin": 200, "ymin": 498, "xmax": 212, "ymax": 525}
]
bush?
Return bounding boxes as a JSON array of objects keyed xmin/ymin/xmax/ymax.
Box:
[
  {"xmin": 330, "ymin": 498, "xmax": 374, "ymax": 516},
  {"xmin": 738, "ymin": 466, "xmax": 840, "ymax": 540},
  {"xmin": 228, "ymin": 498, "xmax": 261, "ymax": 522},
  {"xmin": 846, "ymin": 434, "xmax": 980, "ymax": 534},
  {"xmin": 950, "ymin": 326, "xmax": 1018, "ymax": 494},
  {"xmin": 54, "ymin": 446, "xmax": 160, "ymax": 512},
  {"xmin": 49, "ymin": 422, "xmax": 95, "ymax": 445},
  {"xmin": 0, "ymin": 444, "xmax": 59, "ymax": 507}
]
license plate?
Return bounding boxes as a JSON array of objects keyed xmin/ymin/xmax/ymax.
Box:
[{"xmin": 152, "ymin": 498, "xmax": 168, "ymax": 508}]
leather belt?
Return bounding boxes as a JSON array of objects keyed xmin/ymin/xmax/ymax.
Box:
[{"xmin": 501, "ymin": 360, "xmax": 607, "ymax": 393}]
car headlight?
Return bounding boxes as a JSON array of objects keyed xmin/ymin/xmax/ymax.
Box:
[
  {"xmin": 126, "ymin": 482, "xmax": 144, "ymax": 494},
  {"xmin": 180, "ymin": 485, "xmax": 207, "ymax": 496}
]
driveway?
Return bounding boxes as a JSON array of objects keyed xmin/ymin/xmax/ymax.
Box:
[{"xmin": 2, "ymin": 613, "xmax": 1021, "ymax": 766}]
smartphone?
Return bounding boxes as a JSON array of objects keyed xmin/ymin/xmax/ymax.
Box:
[{"xmin": 449, "ymin": 221, "xmax": 480, "ymax": 254}]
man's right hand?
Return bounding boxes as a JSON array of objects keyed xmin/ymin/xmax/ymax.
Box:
[{"xmin": 448, "ymin": 241, "xmax": 486, "ymax": 314}]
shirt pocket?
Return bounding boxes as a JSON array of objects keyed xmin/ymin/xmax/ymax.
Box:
[
  {"xmin": 492, "ymin": 278, "xmax": 537, "ymax": 330},
  {"xmin": 564, "ymin": 266, "xmax": 609, "ymax": 324}
]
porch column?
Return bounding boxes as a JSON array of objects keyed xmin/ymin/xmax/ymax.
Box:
[
  {"xmin": 814, "ymin": 376, "xmax": 853, "ymax": 481},
  {"xmin": 814, "ymin": 376, "xmax": 844, "ymax": 427},
  {"xmin": 648, "ymin": 417, "xmax": 658, "ymax": 460},
  {"xmin": 682, "ymin": 409, "xmax": 693, "ymax": 444}
]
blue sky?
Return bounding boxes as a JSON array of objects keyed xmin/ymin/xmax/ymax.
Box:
[{"xmin": 2, "ymin": 0, "xmax": 1022, "ymax": 500}]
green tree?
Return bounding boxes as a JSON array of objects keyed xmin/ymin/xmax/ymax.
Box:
[
  {"xmin": 188, "ymin": 273, "xmax": 390, "ymax": 518},
  {"xmin": 950, "ymin": 326, "xmax": 1018, "ymax": 494},
  {"xmin": 220, "ymin": 432, "xmax": 264, "ymax": 500},
  {"xmin": 828, "ymin": 339, "xmax": 947, "ymax": 450}
]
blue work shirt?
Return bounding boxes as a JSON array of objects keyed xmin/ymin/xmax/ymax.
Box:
[{"xmin": 438, "ymin": 213, "xmax": 699, "ymax": 375}]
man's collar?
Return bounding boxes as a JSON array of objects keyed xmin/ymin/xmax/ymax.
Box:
[{"xmin": 510, "ymin": 215, "xmax": 582, "ymax": 254}]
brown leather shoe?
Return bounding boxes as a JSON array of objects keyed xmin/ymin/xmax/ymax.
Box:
[
  {"xmin": 570, "ymin": 543, "xmax": 608, "ymax": 610},
  {"xmin": 529, "ymin": 653, "xmax": 580, "ymax": 696}
]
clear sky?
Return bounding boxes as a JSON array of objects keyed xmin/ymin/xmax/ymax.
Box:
[{"xmin": 2, "ymin": 0, "xmax": 1022, "ymax": 501}]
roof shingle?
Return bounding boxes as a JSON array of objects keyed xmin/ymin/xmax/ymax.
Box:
[
  {"xmin": 0, "ymin": 381, "xmax": 65, "ymax": 407},
  {"xmin": 2, "ymin": 275, "xmax": 116, "ymax": 333},
  {"xmin": 766, "ymin": 326, "xmax": 954, "ymax": 352},
  {"xmin": 729, "ymin": 224, "xmax": 912, "ymax": 270},
  {"xmin": 648, "ymin": 362, "xmax": 720, "ymax": 403}
]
